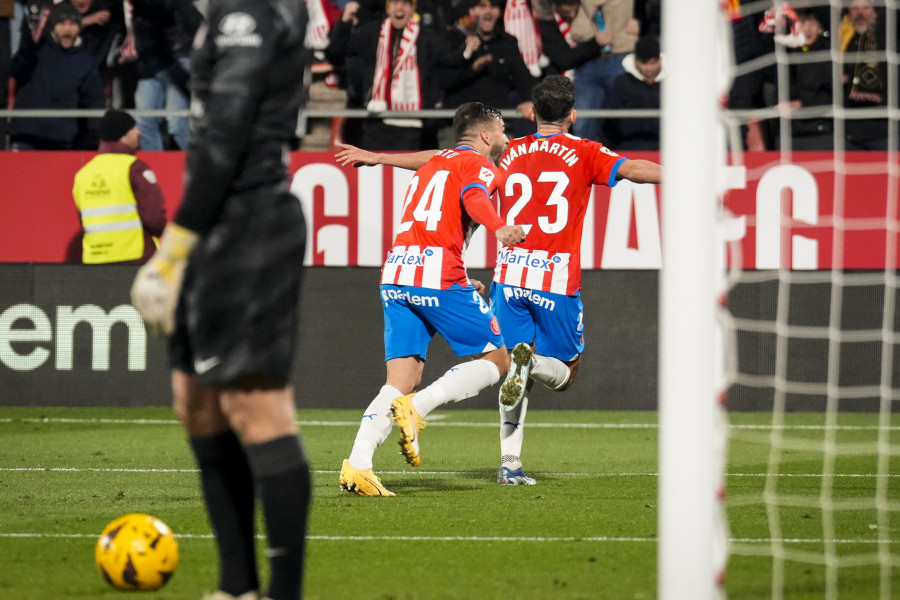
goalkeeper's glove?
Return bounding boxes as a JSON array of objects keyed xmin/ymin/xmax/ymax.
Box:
[{"xmin": 130, "ymin": 222, "xmax": 199, "ymax": 337}]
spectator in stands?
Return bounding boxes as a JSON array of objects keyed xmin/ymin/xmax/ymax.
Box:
[
  {"xmin": 325, "ymin": 0, "xmax": 390, "ymax": 146},
  {"xmin": 446, "ymin": 0, "xmax": 484, "ymax": 38},
  {"xmin": 843, "ymin": 0, "xmax": 890, "ymax": 150},
  {"xmin": 634, "ymin": 0, "xmax": 659, "ymax": 39},
  {"xmin": 602, "ymin": 34, "xmax": 661, "ymax": 150},
  {"xmin": 9, "ymin": 1, "xmax": 105, "ymax": 150},
  {"xmin": 132, "ymin": 0, "xmax": 201, "ymax": 150},
  {"xmin": 441, "ymin": 0, "xmax": 537, "ymax": 140},
  {"xmin": 537, "ymin": 0, "xmax": 605, "ymax": 78},
  {"xmin": 73, "ymin": 109, "xmax": 166, "ymax": 264},
  {"xmin": 729, "ymin": 2, "xmax": 776, "ymax": 150},
  {"xmin": 71, "ymin": 0, "xmax": 122, "ymax": 77},
  {"xmin": 503, "ymin": 0, "xmax": 543, "ymax": 78},
  {"xmin": 535, "ymin": 0, "xmax": 640, "ymax": 141},
  {"xmin": 781, "ymin": 7, "xmax": 833, "ymax": 150},
  {"xmin": 330, "ymin": 0, "xmax": 453, "ymax": 150}
]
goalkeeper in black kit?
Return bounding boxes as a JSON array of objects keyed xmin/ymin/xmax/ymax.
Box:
[{"xmin": 130, "ymin": 0, "xmax": 311, "ymax": 599}]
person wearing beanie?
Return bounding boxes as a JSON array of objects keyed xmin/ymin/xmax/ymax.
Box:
[
  {"xmin": 100, "ymin": 109, "xmax": 138, "ymax": 144},
  {"xmin": 9, "ymin": 0, "xmax": 104, "ymax": 150},
  {"xmin": 72, "ymin": 110, "xmax": 167, "ymax": 263},
  {"xmin": 49, "ymin": 1, "xmax": 82, "ymax": 31}
]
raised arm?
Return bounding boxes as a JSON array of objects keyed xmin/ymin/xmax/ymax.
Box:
[
  {"xmin": 617, "ymin": 159, "xmax": 661, "ymax": 184},
  {"xmin": 335, "ymin": 143, "xmax": 438, "ymax": 170}
]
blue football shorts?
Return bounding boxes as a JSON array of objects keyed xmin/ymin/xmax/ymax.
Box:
[
  {"xmin": 489, "ymin": 282, "xmax": 584, "ymax": 362},
  {"xmin": 381, "ymin": 283, "xmax": 505, "ymax": 361}
]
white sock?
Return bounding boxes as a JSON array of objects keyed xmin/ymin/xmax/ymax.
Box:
[
  {"xmin": 413, "ymin": 359, "xmax": 501, "ymax": 418},
  {"xmin": 530, "ymin": 354, "xmax": 570, "ymax": 390},
  {"xmin": 348, "ymin": 384, "xmax": 402, "ymax": 470},
  {"xmin": 500, "ymin": 396, "xmax": 528, "ymax": 469}
]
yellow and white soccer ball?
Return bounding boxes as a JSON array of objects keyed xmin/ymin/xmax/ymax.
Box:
[{"xmin": 95, "ymin": 513, "xmax": 179, "ymax": 591}]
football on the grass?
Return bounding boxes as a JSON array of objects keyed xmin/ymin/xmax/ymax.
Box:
[{"xmin": 95, "ymin": 513, "xmax": 179, "ymax": 590}]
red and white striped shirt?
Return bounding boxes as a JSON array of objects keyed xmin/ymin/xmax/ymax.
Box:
[
  {"xmin": 494, "ymin": 132, "xmax": 626, "ymax": 295},
  {"xmin": 382, "ymin": 148, "xmax": 501, "ymax": 289}
]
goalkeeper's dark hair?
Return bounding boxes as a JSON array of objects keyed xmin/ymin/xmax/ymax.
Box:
[
  {"xmin": 453, "ymin": 102, "xmax": 503, "ymax": 143},
  {"xmin": 531, "ymin": 75, "xmax": 576, "ymax": 125}
]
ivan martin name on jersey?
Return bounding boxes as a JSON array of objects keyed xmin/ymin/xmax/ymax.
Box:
[{"xmin": 500, "ymin": 137, "xmax": 581, "ymax": 171}]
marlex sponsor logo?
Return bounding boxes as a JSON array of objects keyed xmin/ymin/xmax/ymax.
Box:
[
  {"xmin": 497, "ymin": 249, "xmax": 561, "ymax": 271},
  {"xmin": 385, "ymin": 248, "xmax": 434, "ymax": 266}
]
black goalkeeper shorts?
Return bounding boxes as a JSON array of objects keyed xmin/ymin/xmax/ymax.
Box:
[{"xmin": 169, "ymin": 184, "xmax": 307, "ymax": 388}]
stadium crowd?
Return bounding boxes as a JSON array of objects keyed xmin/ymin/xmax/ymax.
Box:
[{"xmin": 0, "ymin": 0, "xmax": 896, "ymax": 151}]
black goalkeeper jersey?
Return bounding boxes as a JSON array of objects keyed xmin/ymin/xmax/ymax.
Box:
[{"xmin": 175, "ymin": 0, "xmax": 309, "ymax": 234}]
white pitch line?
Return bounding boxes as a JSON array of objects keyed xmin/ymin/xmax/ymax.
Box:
[
  {"xmin": 0, "ymin": 415, "xmax": 900, "ymax": 431},
  {"xmin": 0, "ymin": 417, "xmax": 894, "ymax": 432},
  {"xmin": 5, "ymin": 418, "xmax": 594, "ymax": 428},
  {"xmin": 1, "ymin": 416, "xmax": 898, "ymax": 431},
  {"xmin": 0, "ymin": 532, "xmax": 895, "ymax": 545},
  {"xmin": 0, "ymin": 417, "xmax": 649, "ymax": 429},
  {"xmin": 1, "ymin": 467, "xmax": 898, "ymax": 478}
]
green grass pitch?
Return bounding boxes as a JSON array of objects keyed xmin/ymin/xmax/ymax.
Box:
[{"xmin": 1, "ymin": 407, "xmax": 898, "ymax": 599}]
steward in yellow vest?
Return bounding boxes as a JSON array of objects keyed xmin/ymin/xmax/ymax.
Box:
[{"xmin": 73, "ymin": 110, "xmax": 167, "ymax": 263}]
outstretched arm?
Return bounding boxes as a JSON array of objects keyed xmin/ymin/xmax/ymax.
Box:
[
  {"xmin": 617, "ymin": 159, "xmax": 661, "ymax": 184},
  {"xmin": 335, "ymin": 143, "xmax": 438, "ymax": 170}
]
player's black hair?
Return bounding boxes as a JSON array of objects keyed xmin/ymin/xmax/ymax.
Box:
[
  {"xmin": 453, "ymin": 102, "xmax": 503, "ymax": 142},
  {"xmin": 531, "ymin": 75, "xmax": 576, "ymax": 124}
]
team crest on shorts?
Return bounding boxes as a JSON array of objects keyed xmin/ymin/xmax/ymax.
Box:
[{"xmin": 491, "ymin": 316, "xmax": 501, "ymax": 335}]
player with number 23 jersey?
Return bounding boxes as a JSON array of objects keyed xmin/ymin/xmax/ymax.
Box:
[{"xmin": 494, "ymin": 132, "xmax": 626, "ymax": 296}]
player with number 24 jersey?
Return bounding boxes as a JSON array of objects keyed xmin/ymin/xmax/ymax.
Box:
[{"xmin": 382, "ymin": 147, "xmax": 504, "ymax": 289}]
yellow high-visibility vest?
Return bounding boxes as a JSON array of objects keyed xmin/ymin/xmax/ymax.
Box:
[{"xmin": 73, "ymin": 153, "xmax": 145, "ymax": 264}]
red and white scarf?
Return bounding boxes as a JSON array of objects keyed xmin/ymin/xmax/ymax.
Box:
[
  {"xmin": 367, "ymin": 18, "xmax": 422, "ymax": 113},
  {"xmin": 552, "ymin": 8, "xmax": 577, "ymax": 78},
  {"xmin": 553, "ymin": 9, "xmax": 577, "ymax": 48},
  {"xmin": 504, "ymin": 0, "xmax": 543, "ymax": 77},
  {"xmin": 305, "ymin": 0, "xmax": 331, "ymax": 50}
]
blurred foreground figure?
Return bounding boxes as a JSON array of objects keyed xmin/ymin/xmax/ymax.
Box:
[{"xmin": 130, "ymin": 0, "xmax": 312, "ymax": 598}]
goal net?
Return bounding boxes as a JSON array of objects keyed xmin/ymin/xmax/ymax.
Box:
[{"xmin": 716, "ymin": 1, "xmax": 898, "ymax": 599}]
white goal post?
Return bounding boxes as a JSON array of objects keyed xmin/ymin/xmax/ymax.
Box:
[{"xmin": 658, "ymin": 0, "xmax": 727, "ymax": 598}]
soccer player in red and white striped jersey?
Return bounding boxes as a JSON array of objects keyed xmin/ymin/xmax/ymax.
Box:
[
  {"xmin": 334, "ymin": 76, "xmax": 661, "ymax": 487},
  {"xmin": 338, "ymin": 103, "xmax": 528, "ymax": 496},
  {"xmin": 492, "ymin": 75, "xmax": 660, "ymax": 485},
  {"xmin": 381, "ymin": 146, "xmax": 505, "ymax": 290}
]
